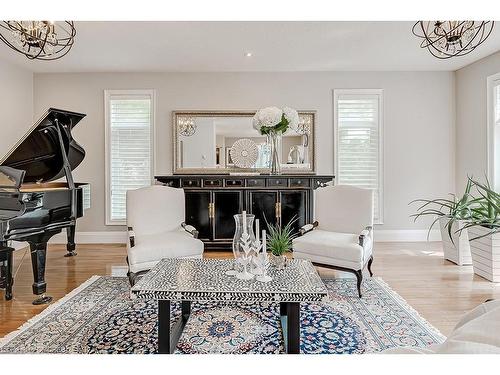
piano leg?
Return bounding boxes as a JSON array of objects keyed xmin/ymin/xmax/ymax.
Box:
[
  {"xmin": 64, "ymin": 225, "xmax": 77, "ymax": 257},
  {"xmin": 0, "ymin": 246, "xmax": 13, "ymax": 301},
  {"xmin": 5, "ymin": 248, "xmax": 13, "ymax": 300},
  {"xmin": 30, "ymin": 242, "xmax": 53, "ymax": 305}
]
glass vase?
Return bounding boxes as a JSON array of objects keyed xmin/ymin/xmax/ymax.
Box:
[
  {"xmin": 268, "ymin": 131, "xmax": 282, "ymax": 175},
  {"xmin": 228, "ymin": 213, "xmax": 256, "ymax": 277}
]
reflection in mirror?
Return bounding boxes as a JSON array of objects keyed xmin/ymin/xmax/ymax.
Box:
[{"xmin": 174, "ymin": 112, "xmax": 314, "ymax": 173}]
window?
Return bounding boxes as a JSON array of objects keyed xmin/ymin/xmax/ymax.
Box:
[
  {"xmin": 334, "ymin": 89, "xmax": 383, "ymax": 223},
  {"xmin": 488, "ymin": 73, "xmax": 500, "ymax": 191},
  {"xmin": 105, "ymin": 90, "xmax": 155, "ymax": 225}
]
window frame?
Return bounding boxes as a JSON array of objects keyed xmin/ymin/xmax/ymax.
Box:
[
  {"xmin": 104, "ymin": 89, "xmax": 156, "ymax": 226},
  {"xmin": 333, "ymin": 88, "xmax": 384, "ymax": 224},
  {"xmin": 487, "ymin": 73, "xmax": 500, "ymax": 191}
]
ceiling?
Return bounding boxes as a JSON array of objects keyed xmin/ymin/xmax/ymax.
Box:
[{"xmin": 1, "ymin": 21, "xmax": 500, "ymax": 73}]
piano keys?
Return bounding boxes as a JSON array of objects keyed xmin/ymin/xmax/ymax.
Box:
[{"xmin": 0, "ymin": 108, "xmax": 88, "ymax": 305}]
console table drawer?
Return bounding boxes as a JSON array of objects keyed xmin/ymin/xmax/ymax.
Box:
[
  {"xmin": 225, "ymin": 179, "xmax": 244, "ymax": 187},
  {"xmin": 267, "ymin": 178, "xmax": 288, "ymax": 187},
  {"xmin": 159, "ymin": 179, "xmax": 180, "ymax": 188},
  {"xmin": 313, "ymin": 178, "xmax": 332, "ymax": 188},
  {"xmin": 289, "ymin": 178, "xmax": 310, "ymax": 188},
  {"xmin": 203, "ymin": 179, "xmax": 222, "ymax": 187},
  {"xmin": 182, "ymin": 178, "xmax": 201, "ymax": 188},
  {"xmin": 246, "ymin": 178, "xmax": 265, "ymax": 187}
]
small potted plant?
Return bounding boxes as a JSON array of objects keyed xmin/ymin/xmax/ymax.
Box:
[
  {"xmin": 266, "ymin": 217, "xmax": 298, "ymax": 269},
  {"xmin": 412, "ymin": 177, "xmax": 500, "ymax": 282}
]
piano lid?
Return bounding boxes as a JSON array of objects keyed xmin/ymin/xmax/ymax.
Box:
[{"xmin": 0, "ymin": 108, "xmax": 86, "ymax": 184}]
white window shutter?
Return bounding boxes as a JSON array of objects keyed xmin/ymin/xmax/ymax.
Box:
[
  {"xmin": 106, "ymin": 92, "xmax": 154, "ymax": 223},
  {"xmin": 336, "ymin": 92, "xmax": 383, "ymax": 223},
  {"xmin": 494, "ymin": 80, "xmax": 500, "ymax": 191}
]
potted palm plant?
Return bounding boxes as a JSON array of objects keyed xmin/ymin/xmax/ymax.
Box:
[
  {"xmin": 459, "ymin": 179, "xmax": 500, "ymax": 282},
  {"xmin": 266, "ymin": 217, "xmax": 298, "ymax": 269},
  {"xmin": 413, "ymin": 177, "xmax": 500, "ymax": 282},
  {"xmin": 411, "ymin": 179, "xmax": 473, "ymax": 265}
]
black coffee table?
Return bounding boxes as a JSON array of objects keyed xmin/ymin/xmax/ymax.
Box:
[{"xmin": 131, "ymin": 258, "xmax": 328, "ymax": 354}]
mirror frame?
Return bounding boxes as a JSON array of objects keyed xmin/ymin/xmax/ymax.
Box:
[{"xmin": 172, "ymin": 110, "xmax": 316, "ymax": 175}]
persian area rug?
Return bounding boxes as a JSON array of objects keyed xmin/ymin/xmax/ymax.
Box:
[{"xmin": 0, "ymin": 276, "xmax": 444, "ymax": 354}]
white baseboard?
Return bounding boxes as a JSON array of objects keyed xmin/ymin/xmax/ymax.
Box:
[
  {"xmin": 374, "ymin": 229, "xmax": 441, "ymax": 242},
  {"xmin": 9, "ymin": 229, "xmax": 440, "ymax": 249},
  {"xmin": 49, "ymin": 231, "xmax": 128, "ymax": 244}
]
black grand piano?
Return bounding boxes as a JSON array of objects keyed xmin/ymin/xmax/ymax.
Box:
[{"xmin": 0, "ymin": 108, "xmax": 88, "ymax": 305}]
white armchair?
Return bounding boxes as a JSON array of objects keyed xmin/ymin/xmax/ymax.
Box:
[
  {"xmin": 292, "ymin": 185, "xmax": 374, "ymax": 297},
  {"xmin": 126, "ymin": 185, "xmax": 204, "ymax": 285}
]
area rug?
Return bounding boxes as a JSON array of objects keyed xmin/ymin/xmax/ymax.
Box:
[{"xmin": 0, "ymin": 276, "xmax": 444, "ymax": 354}]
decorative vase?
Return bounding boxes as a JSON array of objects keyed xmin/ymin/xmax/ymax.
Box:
[
  {"xmin": 229, "ymin": 213, "xmax": 256, "ymax": 278},
  {"xmin": 268, "ymin": 131, "xmax": 282, "ymax": 175},
  {"xmin": 270, "ymin": 253, "xmax": 286, "ymax": 270},
  {"xmin": 438, "ymin": 218, "xmax": 472, "ymax": 266}
]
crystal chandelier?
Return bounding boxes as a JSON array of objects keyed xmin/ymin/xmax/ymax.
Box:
[
  {"xmin": 0, "ymin": 21, "xmax": 76, "ymax": 60},
  {"xmin": 412, "ymin": 21, "xmax": 494, "ymax": 59},
  {"xmin": 178, "ymin": 117, "xmax": 197, "ymax": 136},
  {"xmin": 297, "ymin": 115, "xmax": 311, "ymax": 135}
]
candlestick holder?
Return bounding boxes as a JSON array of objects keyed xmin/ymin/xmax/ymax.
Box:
[
  {"xmin": 255, "ymin": 252, "xmax": 272, "ymax": 283},
  {"xmin": 250, "ymin": 239, "xmax": 263, "ymax": 275}
]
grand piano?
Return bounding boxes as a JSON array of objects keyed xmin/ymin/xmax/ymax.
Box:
[{"xmin": 0, "ymin": 108, "xmax": 88, "ymax": 305}]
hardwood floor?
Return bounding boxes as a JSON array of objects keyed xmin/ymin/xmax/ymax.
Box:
[{"xmin": 1, "ymin": 241, "xmax": 499, "ymax": 339}]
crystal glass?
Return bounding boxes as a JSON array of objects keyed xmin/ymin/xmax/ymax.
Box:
[{"xmin": 226, "ymin": 213, "xmax": 255, "ymax": 276}]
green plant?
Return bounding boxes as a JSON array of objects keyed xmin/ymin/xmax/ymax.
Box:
[
  {"xmin": 411, "ymin": 176, "xmax": 500, "ymax": 242},
  {"xmin": 459, "ymin": 178, "xmax": 500, "ymax": 238},
  {"xmin": 265, "ymin": 216, "xmax": 298, "ymax": 256},
  {"xmin": 410, "ymin": 178, "xmax": 474, "ymax": 241}
]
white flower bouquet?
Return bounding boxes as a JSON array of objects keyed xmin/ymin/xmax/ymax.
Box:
[{"xmin": 252, "ymin": 106, "xmax": 299, "ymax": 135}]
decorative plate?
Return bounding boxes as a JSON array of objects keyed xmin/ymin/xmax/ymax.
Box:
[{"xmin": 230, "ymin": 139, "xmax": 258, "ymax": 169}]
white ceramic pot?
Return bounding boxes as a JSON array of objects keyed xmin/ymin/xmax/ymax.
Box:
[
  {"xmin": 468, "ymin": 226, "xmax": 500, "ymax": 282},
  {"xmin": 438, "ymin": 218, "xmax": 472, "ymax": 265}
]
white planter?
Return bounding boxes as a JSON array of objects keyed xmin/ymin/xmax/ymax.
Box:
[
  {"xmin": 438, "ymin": 218, "xmax": 472, "ymax": 265},
  {"xmin": 468, "ymin": 226, "xmax": 500, "ymax": 283}
]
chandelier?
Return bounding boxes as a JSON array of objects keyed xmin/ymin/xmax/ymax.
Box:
[
  {"xmin": 412, "ymin": 21, "xmax": 494, "ymax": 59},
  {"xmin": 0, "ymin": 21, "xmax": 76, "ymax": 60},
  {"xmin": 297, "ymin": 115, "xmax": 311, "ymax": 135},
  {"xmin": 178, "ymin": 117, "xmax": 197, "ymax": 137}
]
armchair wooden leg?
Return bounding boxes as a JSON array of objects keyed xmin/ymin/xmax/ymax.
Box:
[
  {"xmin": 354, "ymin": 270, "xmax": 363, "ymax": 298},
  {"xmin": 367, "ymin": 256, "xmax": 374, "ymax": 277}
]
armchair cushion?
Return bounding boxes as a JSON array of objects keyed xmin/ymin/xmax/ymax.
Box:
[
  {"xmin": 382, "ymin": 301, "xmax": 500, "ymax": 354},
  {"xmin": 292, "ymin": 229, "xmax": 372, "ymax": 270},
  {"xmin": 434, "ymin": 300, "xmax": 500, "ymax": 354},
  {"xmin": 127, "ymin": 229, "xmax": 204, "ymax": 273}
]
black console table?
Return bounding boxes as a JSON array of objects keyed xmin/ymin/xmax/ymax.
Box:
[{"xmin": 155, "ymin": 174, "xmax": 333, "ymax": 250}]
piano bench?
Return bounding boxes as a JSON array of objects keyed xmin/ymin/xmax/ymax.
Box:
[{"xmin": 0, "ymin": 246, "xmax": 14, "ymax": 301}]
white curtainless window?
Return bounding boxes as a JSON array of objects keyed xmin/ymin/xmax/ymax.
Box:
[
  {"xmin": 488, "ymin": 74, "xmax": 500, "ymax": 191},
  {"xmin": 334, "ymin": 89, "xmax": 384, "ymax": 223},
  {"xmin": 105, "ymin": 90, "xmax": 155, "ymax": 225}
]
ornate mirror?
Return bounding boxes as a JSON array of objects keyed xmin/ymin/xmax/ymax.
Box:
[{"xmin": 173, "ymin": 111, "xmax": 315, "ymax": 174}]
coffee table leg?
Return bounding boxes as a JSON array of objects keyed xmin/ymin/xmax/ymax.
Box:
[
  {"xmin": 158, "ymin": 300, "xmax": 171, "ymax": 354},
  {"xmin": 280, "ymin": 302, "xmax": 300, "ymax": 354},
  {"xmin": 181, "ymin": 300, "xmax": 191, "ymax": 322}
]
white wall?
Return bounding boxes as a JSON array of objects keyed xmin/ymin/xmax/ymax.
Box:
[
  {"xmin": 455, "ymin": 51, "xmax": 500, "ymax": 192},
  {"xmin": 33, "ymin": 71, "xmax": 455, "ymax": 234},
  {"xmin": 0, "ymin": 59, "xmax": 33, "ymax": 157}
]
